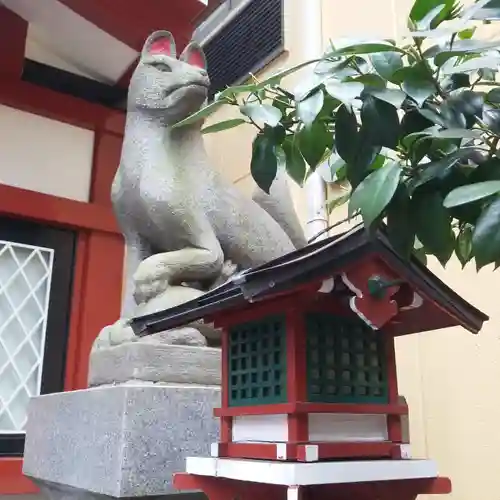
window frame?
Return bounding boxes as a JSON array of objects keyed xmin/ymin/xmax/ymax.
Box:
[{"xmin": 0, "ymin": 217, "xmax": 76, "ymax": 457}]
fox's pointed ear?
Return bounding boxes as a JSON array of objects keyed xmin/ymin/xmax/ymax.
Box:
[
  {"xmin": 142, "ymin": 30, "xmax": 176, "ymax": 58},
  {"xmin": 180, "ymin": 41, "xmax": 207, "ymax": 69}
]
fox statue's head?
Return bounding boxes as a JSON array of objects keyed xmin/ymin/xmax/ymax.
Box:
[{"xmin": 128, "ymin": 30, "xmax": 210, "ymax": 125}]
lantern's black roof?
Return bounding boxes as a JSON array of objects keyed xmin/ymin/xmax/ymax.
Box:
[{"xmin": 130, "ymin": 223, "xmax": 488, "ymax": 337}]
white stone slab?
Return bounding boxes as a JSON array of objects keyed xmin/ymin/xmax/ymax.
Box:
[{"xmin": 185, "ymin": 457, "xmax": 439, "ymax": 486}]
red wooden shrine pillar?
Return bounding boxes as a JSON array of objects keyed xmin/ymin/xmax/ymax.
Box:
[
  {"xmin": 0, "ymin": 9, "xmax": 125, "ymax": 488},
  {"xmin": 386, "ymin": 332, "xmax": 404, "ymax": 457},
  {"xmin": 220, "ymin": 327, "xmax": 232, "ymax": 444},
  {"xmin": 286, "ymin": 305, "xmax": 308, "ymax": 444}
]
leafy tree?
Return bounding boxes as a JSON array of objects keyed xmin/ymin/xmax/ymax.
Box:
[{"xmin": 175, "ymin": 0, "xmax": 500, "ymax": 269}]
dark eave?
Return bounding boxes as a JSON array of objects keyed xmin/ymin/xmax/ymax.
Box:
[{"xmin": 130, "ymin": 224, "xmax": 488, "ymax": 337}]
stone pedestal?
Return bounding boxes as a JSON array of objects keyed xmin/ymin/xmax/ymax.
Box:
[
  {"xmin": 88, "ymin": 343, "xmax": 221, "ymax": 387},
  {"xmin": 23, "ymin": 344, "xmax": 221, "ymax": 500}
]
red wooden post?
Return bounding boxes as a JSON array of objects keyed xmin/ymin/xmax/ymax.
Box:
[{"xmin": 286, "ymin": 305, "xmax": 308, "ymax": 443}]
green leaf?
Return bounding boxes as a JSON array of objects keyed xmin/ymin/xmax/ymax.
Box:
[
  {"xmin": 410, "ymin": 0, "xmax": 456, "ymax": 24},
  {"xmin": 217, "ymin": 84, "xmax": 259, "ymax": 99},
  {"xmin": 326, "ymin": 189, "xmax": 351, "ymax": 213},
  {"xmin": 444, "ymin": 181, "xmax": 500, "ymax": 207},
  {"xmin": 486, "ymin": 88, "xmax": 500, "ymax": 104},
  {"xmin": 370, "ymin": 52, "xmax": 403, "ymax": 82},
  {"xmin": 349, "ymin": 161, "xmax": 402, "ymax": 227},
  {"xmin": 399, "ymin": 65, "xmax": 436, "ymax": 107},
  {"xmin": 172, "ymin": 100, "xmax": 224, "ymax": 128},
  {"xmin": 401, "ymin": 109, "xmax": 435, "ymax": 138},
  {"xmin": 418, "ymin": 108, "xmax": 446, "ymax": 126},
  {"xmin": 336, "ymin": 105, "xmax": 382, "ymax": 187},
  {"xmin": 202, "ymin": 118, "xmax": 246, "ymax": 134},
  {"xmin": 298, "ymin": 120, "xmax": 332, "ymax": 169},
  {"xmin": 447, "ymin": 89, "xmax": 484, "ymax": 118},
  {"xmin": 456, "ymin": 226, "xmax": 473, "ymax": 268},
  {"xmin": 348, "ymin": 137, "xmax": 382, "ymax": 188},
  {"xmin": 465, "ymin": 0, "xmax": 500, "ymax": 20},
  {"xmin": 240, "ymin": 103, "xmax": 282, "ymax": 127},
  {"xmin": 411, "ymin": 191, "xmax": 455, "ymax": 265},
  {"xmin": 256, "ymin": 60, "xmax": 319, "ymax": 89},
  {"xmin": 361, "ymin": 95, "xmax": 400, "ymax": 149},
  {"xmin": 386, "ymin": 186, "xmax": 415, "ymax": 259},
  {"xmin": 251, "ymin": 134, "xmax": 278, "ymax": 194},
  {"xmin": 330, "ymin": 42, "xmax": 405, "ymax": 57},
  {"xmin": 324, "ymin": 80, "xmax": 364, "ymax": 109},
  {"xmin": 408, "ymin": 148, "xmax": 475, "ymax": 192},
  {"xmin": 297, "ymin": 90, "xmax": 324, "ymax": 127},
  {"xmin": 283, "ymin": 138, "xmax": 307, "ymax": 186},
  {"xmin": 483, "ymin": 107, "xmax": 500, "ymax": 134},
  {"xmin": 480, "ymin": 66, "xmax": 498, "ymax": 79},
  {"xmin": 430, "ymin": 128, "xmax": 483, "ymax": 140},
  {"xmin": 367, "ymin": 88, "xmax": 407, "ymax": 108},
  {"xmin": 440, "ymin": 101, "xmax": 467, "ymax": 129},
  {"xmin": 441, "ymin": 74, "xmax": 471, "ymax": 93},
  {"xmin": 472, "ymin": 196, "xmax": 500, "ymax": 268},
  {"xmin": 442, "ymin": 56, "xmax": 500, "ymax": 75},
  {"xmin": 335, "ymin": 104, "xmax": 359, "ymax": 165},
  {"xmin": 413, "ymin": 245, "xmax": 428, "ymax": 265},
  {"xmin": 434, "ymin": 40, "xmax": 500, "ymax": 66},
  {"xmin": 416, "ymin": 3, "xmax": 446, "ymax": 28},
  {"xmin": 351, "ymin": 74, "xmax": 386, "ymax": 89},
  {"xmin": 318, "ymin": 153, "xmax": 346, "ymax": 182},
  {"xmin": 293, "ymin": 73, "xmax": 328, "ymax": 101}
]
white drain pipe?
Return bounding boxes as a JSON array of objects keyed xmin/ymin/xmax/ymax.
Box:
[{"xmin": 300, "ymin": 0, "xmax": 329, "ymax": 242}]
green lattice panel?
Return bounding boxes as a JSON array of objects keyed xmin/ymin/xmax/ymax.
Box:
[
  {"xmin": 306, "ymin": 313, "xmax": 389, "ymax": 404},
  {"xmin": 228, "ymin": 315, "xmax": 287, "ymax": 406}
]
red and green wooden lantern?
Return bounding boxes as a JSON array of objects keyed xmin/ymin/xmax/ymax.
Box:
[{"xmin": 131, "ymin": 224, "xmax": 488, "ymax": 464}]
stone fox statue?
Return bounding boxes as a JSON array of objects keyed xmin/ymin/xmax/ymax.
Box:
[{"xmin": 111, "ymin": 30, "xmax": 306, "ymax": 325}]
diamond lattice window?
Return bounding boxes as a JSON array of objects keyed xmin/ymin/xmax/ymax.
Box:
[{"xmin": 0, "ymin": 241, "xmax": 54, "ymax": 433}]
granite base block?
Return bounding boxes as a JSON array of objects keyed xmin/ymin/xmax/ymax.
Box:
[
  {"xmin": 23, "ymin": 384, "xmax": 220, "ymax": 498},
  {"xmin": 88, "ymin": 344, "xmax": 221, "ymax": 387}
]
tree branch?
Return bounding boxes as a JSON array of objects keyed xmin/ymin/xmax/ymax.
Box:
[{"xmin": 308, "ymin": 211, "xmax": 360, "ymax": 243}]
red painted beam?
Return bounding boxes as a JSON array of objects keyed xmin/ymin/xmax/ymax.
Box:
[
  {"xmin": 0, "ymin": 76, "xmax": 125, "ymax": 133},
  {"xmin": 0, "ymin": 5, "xmax": 28, "ymax": 78},
  {"xmin": 0, "ymin": 183, "xmax": 120, "ymax": 234}
]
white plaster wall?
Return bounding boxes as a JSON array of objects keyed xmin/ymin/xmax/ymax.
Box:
[{"xmin": 0, "ymin": 104, "xmax": 94, "ymax": 202}]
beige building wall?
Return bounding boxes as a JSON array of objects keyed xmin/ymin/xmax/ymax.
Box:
[
  {"xmin": 324, "ymin": 2, "xmax": 500, "ymax": 499},
  {"xmin": 203, "ymin": 1, "xmax": 500, "ymax": 499}
]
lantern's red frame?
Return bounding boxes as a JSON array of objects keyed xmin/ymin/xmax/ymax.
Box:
[{"xmin": 210, "ymin": 259, "xmax": 409, "ymax": 462}]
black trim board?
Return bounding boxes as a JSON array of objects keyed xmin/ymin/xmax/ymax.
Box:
[{"xmin": 22, "ymin": 59, "xmax": 127, "ymax": 111}]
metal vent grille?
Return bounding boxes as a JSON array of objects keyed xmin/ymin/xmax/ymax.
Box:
[
  {"xmin": 306, "ymin": 313, "xmax": 389, "ymax": 404},
  {"xmin": 228, "ymin": 315, "xmax": 287, "ymax": 406},
  {"xmin": 204, "ymin": 0, "xmax": 284, "ymax": 100}
]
